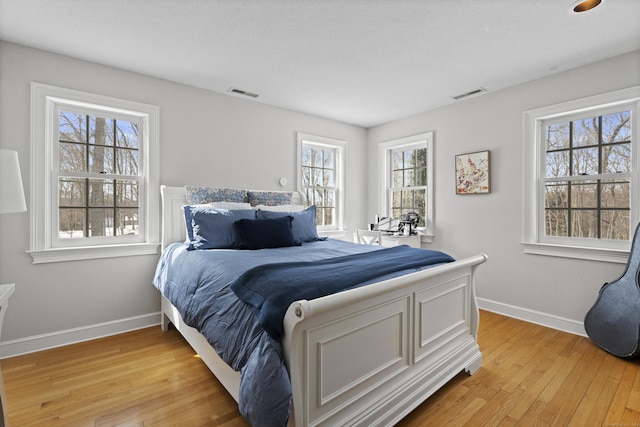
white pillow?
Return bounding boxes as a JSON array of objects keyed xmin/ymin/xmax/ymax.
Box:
[
  {"xmin": 255, "ymin": 204, "xmax": 306, "ymax": 212},
  {"xmin": 207, "ymin": 201, "xmax": 253, "ymax": 209}
]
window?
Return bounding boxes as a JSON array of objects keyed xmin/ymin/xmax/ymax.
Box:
[
  {"xmin": 297, "ymin": 133, "xmax": 345, "ymax": 231},
  {"xmin": 379, "ymin": 132, "xmax": 434, "ymax": 239},
  {"xmin": 523, "ymin": 86, "xmax": 640, "ymax": 263},
  {"xmin": 30, "ymin": 83, "xmax": 160, "ymax": 263}
]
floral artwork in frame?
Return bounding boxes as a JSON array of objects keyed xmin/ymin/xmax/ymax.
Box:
[{"xmin": 455, "ymin": 150, "xmax": 491, "ymax": 194}]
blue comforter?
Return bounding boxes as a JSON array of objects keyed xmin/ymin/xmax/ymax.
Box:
[{"xmin": 152, "ymin": 239, "xmax": 453, "ymax": 426}]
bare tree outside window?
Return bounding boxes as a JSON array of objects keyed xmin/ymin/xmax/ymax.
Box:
[
  {"xmin": 301, "ymin": 145, "xmax": 336, "ymax": 226},
  {"xmin": 544, "ymin": 111, "xmax": 631, "ymax": 241},
  {"xmin": 58, "ymin": 111, "xmax": 140, "ymax": 239},
  {"xmin": 390, "ymin": 147, "xmax": 427, "ymax": 227}
]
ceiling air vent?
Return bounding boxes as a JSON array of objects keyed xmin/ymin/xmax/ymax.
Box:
[
  {"xmin": 228, "ymin": 87, "xmax": 260, "ymax": 98},
  {"xmin": 452, "ymin": 87, "xmax": 487, "ymax": 101}
]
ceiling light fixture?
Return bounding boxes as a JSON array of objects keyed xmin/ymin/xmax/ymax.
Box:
[{"xmin": 568, "ymin": 0, "xmax": 604, "ymax": 14}]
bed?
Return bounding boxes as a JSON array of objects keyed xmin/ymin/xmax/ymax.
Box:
[{"xmin": 153, "ymin": 185, "xmax": 487, "ymax": 426}]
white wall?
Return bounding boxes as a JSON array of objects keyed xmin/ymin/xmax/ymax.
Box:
[
  {"xmin": 367, "ymin": 50, "xmax": 640, "ymax": 334},
  {"xmin": 0, "ymin": 41, "xmax": 367, "ymax": 355},
  {"xmin": 2, "ymin": 39, "xmax": 638, "ymax": 355}
]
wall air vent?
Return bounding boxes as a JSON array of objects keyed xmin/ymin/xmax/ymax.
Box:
[
  {"xmin": 452, "ymin": 87, "xmax": 487, "ymax": 101},
  {"xmin": 228, "ymin": 87, "xmax": 260, "ymax": 98}
]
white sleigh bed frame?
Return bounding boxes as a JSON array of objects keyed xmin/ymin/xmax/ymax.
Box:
[{"xmin": 158, "ymin": 185, "xmax": 487, "ymax": 426}]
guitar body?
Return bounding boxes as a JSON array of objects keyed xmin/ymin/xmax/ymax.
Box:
[{"xmin": 584, "ymin": 224, "xmax": 640, "ymax": 358}]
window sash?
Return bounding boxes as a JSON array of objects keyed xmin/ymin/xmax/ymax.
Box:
[
  {"xmin": 297, "ymin": 133, "xmax": 345, "ymax": 231},
  {"xmin": 52, "ymin": 105, "xmax": 146, "ymax": 247},
  {"xmin": 379, "ymin": 133, "xmax": 433, "ymax": 237},
  {"xmin": 522, "ymin": 86, "xmax": 640, "ymax": 261}
]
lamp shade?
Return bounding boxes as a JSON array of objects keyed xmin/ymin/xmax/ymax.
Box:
[{"xmin": 0, "ymin": 149, "xmax": 27, "ymax": 214}]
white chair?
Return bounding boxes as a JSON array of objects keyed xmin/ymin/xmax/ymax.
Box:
[{"xmin": 356, "ymin": 229, "xmax": 382, "ymax": 245}]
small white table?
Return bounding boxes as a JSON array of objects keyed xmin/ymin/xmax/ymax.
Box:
[
  {"xmin": 380, "ymin": 233, "xmax": 422, "ymax": 248},
  {"xmin": 0, "ymin": 283, "xmax": 15, "ymax": 427}
]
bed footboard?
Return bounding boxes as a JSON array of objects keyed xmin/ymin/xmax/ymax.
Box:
[{"xmin": 283, "ymin": 254, "xmax": 487, "ymax": 426}]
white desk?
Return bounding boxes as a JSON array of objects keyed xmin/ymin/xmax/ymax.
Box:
[
  {"xmin": 380, "ymin": 233, "xmax": 422, "ymax": 248},
  {"xmin": 0, "ymin": 283, "xmax": 15, "ymax": 427}
]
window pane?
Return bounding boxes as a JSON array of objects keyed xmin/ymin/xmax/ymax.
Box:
[
  {"xmin": 601, "ymin": 210, "xmax": 629, "ymax": 240},
  {"xmin": 301, "ymin": 147, "xmax": 312, "ymax": 167},
  {"xmin": 391, "ymin": 190, "xmax": 402, "ymax": 208},
  {"xmin": 59, "ymin": 178, "xmax": 86, "ymax": 207},
  {"xmin": 89, "ymin": 208, "xmax": 114, "ymax": 237},
  {"xmin": 602, "ymin": 111, "xmax": 631, "ymax": 144},
  {"xmin": 89, "ymin": 145, "xmax": 114, "ymax": 174},
  {"xmin": 545, "ymin": 151, "xmax": 569, "ymax": 178},
  {"xmin": 545, "ymin": 182, "xmax": 568, "ymax": 208},
  {"xmin": 89, "ymin": 116, "xmax": 114, "ymax": 146},
  {"xmin": 313, "ymin": 148, "xmax": 322, "ymax": 168},
  {"xmin": 314, "ymin": 189, "xmax": 324, "ymax": 207},
  {"xmin": 414, "ymin": 167, "xmax": 427, "ymax": 186},
  {"xmin": 572, "ymin": 147, "xmax": 598, "ymax": 176},
  {"xmin": 572, "ymin": 210, "xmax": 598, "ymax": 238},
  {"xmin": 59, "ymin": 209, "xmax": 85, "ymax": 238},
  {"xmin": 392, "ymin": 170, "xmax": 403, "ymax": 187},
  {"xmin": 325, "ymin": 190, "xmax": 335, "ymax": 207},
  {"xmin": 402, "ymin": 190, "xmax": 414, "ymax": 207},
  {"xmin": 323, "ymin": 149, "xmax": 335, "ymax": 170},
  {"xmin": 601, "ymin": 180, "xmax": 629, "ymax": 209},
  {"xmin": 116, "ymin": 148, "xmax": 139, "ymax": 175},
  {"xmin": 89, "ymin": 179, "xmax": 114, "ymax": 207},
  {"xmin": 602, "ymin": 144, "xmax": 631, "ymax": 174},
  {"xmin": 546, "ymin": 209, "xmax": 568, "ymax": 237},
  {"xmin": 116, "ymin": 208, "xmax": 139, "ymax": 236},
  {"xmin": 59, "ymin": 112, "xmax": 86, "ymax": 143},
  {"xmin": 415, "ymin": 148, "xmax": 427, "ymax": 168},
  {"xmin": 116, "ymin": 181, "xmax": 139, "ymax": 207},
  {"xmin": 59, "ymin": 142, "xmax": 87, "ymax": 172},
  {"xmin": 322, "ymin": 169, "xmax": 334, "ymax": 187},
  {"xmin": 404, "ymin": 169, "xmax": 415, "ymax": 186},
  {"xmin": 392, "ymin": 151, "xmax": 403, "ymax": 170},
  {"xmin": 404, "ymin": 150, "xmax": 415, "ymax": 168},
  {"xmin": 116, "ymin": 120, "xmax": 139, "ymax": 149},
  {"xmin": 546, "ymin": 122, "xmax": 570, "ymax": 151},
  {"xmin": 571, "ymin": 181, "xmax": 598, "ymax": 208},
  {"xmin": 573, "ymin": 118, "xmax": 599, "ymax": 148}
]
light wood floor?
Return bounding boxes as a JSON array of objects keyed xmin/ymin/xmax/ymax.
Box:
[{"xmin": 2, "ymin": 310, "xmax": 639, "ymax": 426}]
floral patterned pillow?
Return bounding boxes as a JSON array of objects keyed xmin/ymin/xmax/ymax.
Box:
[
  {"xmin": 247, "ymin": 191, "xmax": 293, "ymax": 207},
  {"xmin": 185, "ymin": 186, "xmax": 247, "ymax": 204}
]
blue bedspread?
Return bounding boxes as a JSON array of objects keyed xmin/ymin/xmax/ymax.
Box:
[
  {"xmin": 152, "ymin": 239, "xmax": 453, "ymax": 426},
  {"xmin": 231, "ymin": 246, "xmax": 453, "ymax": 339}
]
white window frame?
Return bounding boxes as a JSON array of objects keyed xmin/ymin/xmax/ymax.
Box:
[
  {"xmin": 29, "ymin": 83, "xmax": 160, "ymax": 263},
  {"xmin": 522, "ymin": 86, "xmax": 640, "ymax": 263},
  {"xmin": 297, "ymin": 132, "xmax": 346, "ymax": 232},
  {"xmin": 378, "ymin": 132, "xmax": 434, "ymax": 242}
]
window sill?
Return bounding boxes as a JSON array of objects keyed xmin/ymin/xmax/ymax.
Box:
[
  {"xmin": 521, "ymin": 242, "xmax": 629, "ymax": 264},
  {"xmin": 28, "ymin": 243, "xmax": 160, "ymax": 264}
]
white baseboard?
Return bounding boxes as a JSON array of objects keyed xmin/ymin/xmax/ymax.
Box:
[
  {"xmin": 477, "ymin": 298, "xmax": 587, "ymax": 337},
  {"xmin": 0, "ymin": 302, "xmax": 587, "ymax": 359},
  {"xmin": 0, "ymin": 312, "xmax": 162, "ymax": 359}
]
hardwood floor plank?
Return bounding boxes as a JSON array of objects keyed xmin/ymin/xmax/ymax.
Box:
[{"xmin": 3, "ymin": 311, "xmax": 640, "ymax": 426}]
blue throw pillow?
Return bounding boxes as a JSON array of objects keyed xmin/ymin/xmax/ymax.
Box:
[
  {"xmin": 183, "ymin": 206, "xmax": 256, "ymax": 250},
  {"xmin": 256, "ymin": 205, "xmax": 323, "ymax": 242},
  {"xmin": 233, "ymin": 216, "xmax": 300, "ymax": 250}
]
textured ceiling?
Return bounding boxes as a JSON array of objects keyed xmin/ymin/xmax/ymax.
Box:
[{"xmin": 1, "ymin": 0, "xmax": 639, "ymax": 127}]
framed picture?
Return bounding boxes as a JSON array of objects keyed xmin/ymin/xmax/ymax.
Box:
[{"xmin": 455, "ymin": 150, "xmax": 491, "ymax": 194}]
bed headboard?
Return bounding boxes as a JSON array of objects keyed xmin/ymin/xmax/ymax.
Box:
[{"xmin": 160, "ymin": 185, "xmax": 305, "ymax": 249}]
